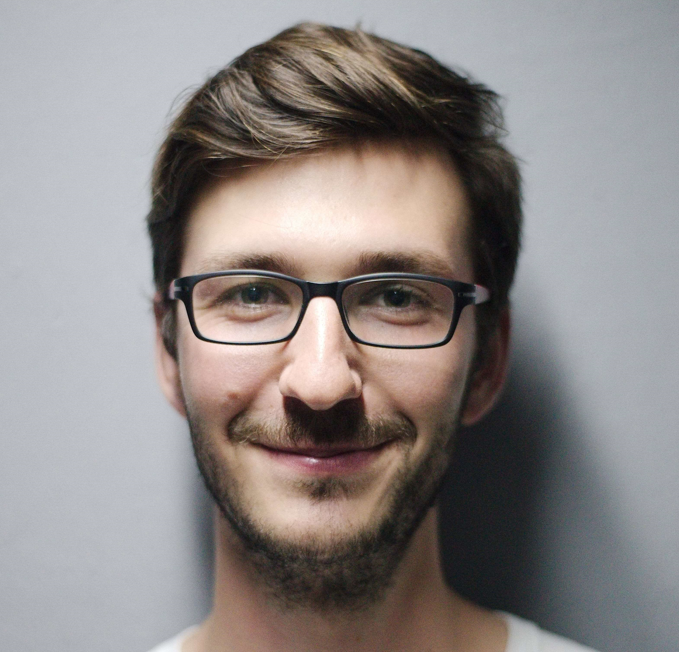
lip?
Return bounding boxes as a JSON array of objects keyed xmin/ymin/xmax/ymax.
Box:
[{"xmin": 256, "ymin": 441, "xmax": 393, "ymax": 475}]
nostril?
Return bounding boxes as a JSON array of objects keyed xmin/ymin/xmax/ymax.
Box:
[{"xmin": 278, "ymin": 356, "xmax": 362, "ymax": 411}]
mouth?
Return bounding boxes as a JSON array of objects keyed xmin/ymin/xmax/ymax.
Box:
[{"xmin": 256, "ymin": 441, "xmax": 394, "ymax": 475}]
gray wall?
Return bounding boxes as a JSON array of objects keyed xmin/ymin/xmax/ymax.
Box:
[{"xmin": 1, "ymin": 2, "xmax": 677, "ymax": 651}]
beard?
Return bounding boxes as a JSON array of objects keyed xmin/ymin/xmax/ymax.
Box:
[{"xmin": 188, "ymin": 398, "xmax": 458, "ymax": 613}]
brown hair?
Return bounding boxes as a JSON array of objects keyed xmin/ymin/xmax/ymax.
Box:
[{"xmin": 148, "ymin": 22, "xmax": 521, "ymax": 356}]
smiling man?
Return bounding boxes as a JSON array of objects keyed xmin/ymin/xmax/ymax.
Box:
[{"xmin": 147, "ymin": 23, "xmax": 597, "ymax": 652}]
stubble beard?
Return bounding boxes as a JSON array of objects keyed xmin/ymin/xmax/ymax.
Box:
[{"xmin": 188, "ymin": 399, "xmax": 458, "ymax": 613}]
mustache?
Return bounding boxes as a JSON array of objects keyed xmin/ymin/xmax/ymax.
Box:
[{"xmin": 228, "ymin": 399, "xmax": 417, "ymax": 448}]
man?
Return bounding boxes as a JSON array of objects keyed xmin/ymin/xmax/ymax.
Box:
[{"xmin": 147, "ymin": 22, "xmax": 598, "ymax": 652}]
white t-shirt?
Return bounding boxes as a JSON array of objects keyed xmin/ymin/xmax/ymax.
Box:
[
  {"xmin": 147, "ymin": 613, "xmax": 599, "ymax": 652},
  {"xmin": 501, "ymin": 613, "xmax": 598, "ymax": 652}
]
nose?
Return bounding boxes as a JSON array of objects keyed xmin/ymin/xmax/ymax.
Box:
[{"xmin": 278, "ymin": 297, "xmax": 363, "ymax": 411}]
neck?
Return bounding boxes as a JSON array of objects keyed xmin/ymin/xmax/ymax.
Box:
[{"xmin": 185, "ymin": 507, "xmax": 507, "ymax": 652}]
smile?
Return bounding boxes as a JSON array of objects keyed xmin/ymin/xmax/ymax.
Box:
[{"xmin": 256, "ymin": 441, "xmax": 393, "ymax": 474}]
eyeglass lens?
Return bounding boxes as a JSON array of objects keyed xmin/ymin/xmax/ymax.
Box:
[
  {"xmin": 343, "ymin": 278, "xmax": 455, "ymax": 346},
  {"xmin": 190, "ymin": 275, "xmax": 456, "ymax": 346}
]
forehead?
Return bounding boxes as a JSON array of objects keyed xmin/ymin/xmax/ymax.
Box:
[{"xmin": 182, "ymin": 141, "xmax": 473, "ymax": 281}]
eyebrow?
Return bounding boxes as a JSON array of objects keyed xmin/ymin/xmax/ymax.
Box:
[
  {"xmin": 195, "ymin": 253, "xmax": 300, "ymax": 276},
  {"xmin": 355, "ymin": 252, "xmax": 458, "ymax": 278},
  {"xmin": 193, "ymin": 250, "xmax": 458, "ymax": 279}
]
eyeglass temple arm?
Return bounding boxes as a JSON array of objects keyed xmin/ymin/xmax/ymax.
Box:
[
  {"xmin": 474, "ymin": 285, "xmax": 490, "ymax": 305},
  {"xmin": 168, "ymin": 280, "xmax": 187, "ymax": 301}
]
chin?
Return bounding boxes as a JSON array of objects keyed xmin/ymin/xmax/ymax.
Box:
[{"xmin": 260, "ymin": 492, "xmax": 389, "ymax": 549}]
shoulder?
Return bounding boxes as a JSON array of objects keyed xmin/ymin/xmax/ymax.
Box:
[
  {"xmin": 500, "ymin": 613, "xmax": 600, "ymax": 652},
  {"xmin": 145, "ymin": 626, "xmax": 196, "ymax": 652}
]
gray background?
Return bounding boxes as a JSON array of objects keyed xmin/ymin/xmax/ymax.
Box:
[{"xmin": 1, "ymin": 1, "xmax": 677, "ymax": 651}]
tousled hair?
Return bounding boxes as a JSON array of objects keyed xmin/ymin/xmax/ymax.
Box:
[{"xmin": 148, "ymin": 22, "xmax": 521, "ymax": 357}]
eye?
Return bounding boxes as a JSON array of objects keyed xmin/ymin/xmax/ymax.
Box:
[
  {"xmin": 381, "ymin": 287, "xmax": 412, "ymax": 308},
  {"xmin": 358, "ymin": 283, "xmax": 428, "ymax": 310},
  {"xmin": 239, "ymin": 284, "xmax": 272, "ymax": 304},
  {"xmin": 216, "ymin": 282, "xmax": 290, "ymax": 307}
]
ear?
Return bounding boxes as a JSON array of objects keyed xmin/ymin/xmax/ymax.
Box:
[
  {"xmin": 460, "ymin": 307, "xmax": 511, "ymax": 426},
  {"xmin": 154, "ymin": 296, "xmax": 186, "ymax": 417}
]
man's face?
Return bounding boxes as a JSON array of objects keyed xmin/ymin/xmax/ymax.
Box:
[{"xmin": 158, "ymin": 142, "xmax": 496, "ymax": 573}]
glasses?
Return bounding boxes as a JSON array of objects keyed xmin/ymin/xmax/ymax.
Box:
[{"xmin": 169, "ymin": 270, "xmax": 490, "ymax": 349}]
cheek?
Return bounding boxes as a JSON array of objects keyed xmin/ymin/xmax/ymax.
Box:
[
  {"xmin": 366, "ymin": 311, "xmax": 476, "ymax": 423},
  {"xmin": 177, "ymin": 327, "xmax": 282, "ymax": 421}
]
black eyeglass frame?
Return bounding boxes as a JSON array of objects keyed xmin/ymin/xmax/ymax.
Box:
[{"xmin": 169, "ymin": 270, "xmax": 490, "ymax": 350}]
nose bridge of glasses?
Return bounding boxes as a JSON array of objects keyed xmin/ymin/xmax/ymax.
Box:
[
  {"xmin": 299, "ymin": 281, "xmax": 347, "ymax": 337},
  {"xmin": 306, "ymin": 281, "xmax": 340, "ymax": 300}
]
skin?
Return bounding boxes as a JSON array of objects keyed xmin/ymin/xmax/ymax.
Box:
[{"xmin": 156, "ymin": 141, "xmax": 511, "ymax": 652}]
